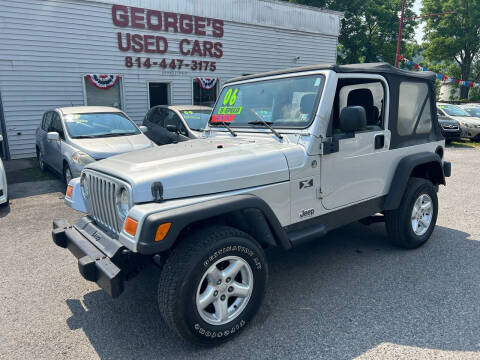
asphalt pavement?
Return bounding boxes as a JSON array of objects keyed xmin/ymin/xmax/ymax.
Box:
[{"xmin": 1, "ymin": 146, "xmax": 479, "ymax": 360}]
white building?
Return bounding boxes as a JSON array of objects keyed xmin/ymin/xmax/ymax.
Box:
[{"xmin": 0, "ymin": 0, "xmax": 342, "ymax": 159}]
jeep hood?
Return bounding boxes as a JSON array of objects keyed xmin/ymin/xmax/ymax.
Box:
[{"xmin": 86, "ymin": 137, "xmax": 300, "ymax": 202}]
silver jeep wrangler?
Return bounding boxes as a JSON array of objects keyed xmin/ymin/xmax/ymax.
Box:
[{"xmin": 53, "ymin": 63, "xmax": 451, "ymax": 345}]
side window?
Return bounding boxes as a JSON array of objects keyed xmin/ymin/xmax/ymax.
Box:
[
  {"xmin": 164, "ymin": 110, "xmax": 180, "ymax": 128},
  {"xmin": 149, "ymin": 108, "xmax": 168, "ymax": 126},
  {"xmin": 333, "ymin": 81, "xmax": 385, "ymax": 133},
  {"xmin": 397, "ymin": 82, "xmax": 431, "ymax": 136},
  {"xmin": 49, "ymin": 114, "xmax": 65, "ymax": 140},
  {"xmin": 43, "ymin": 112, "xmax": 53, "ymax": 132}
]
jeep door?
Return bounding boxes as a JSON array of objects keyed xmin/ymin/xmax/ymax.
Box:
[{"xmin": 320, "ymin": 75, "xmax": 392, "ymax": 210}]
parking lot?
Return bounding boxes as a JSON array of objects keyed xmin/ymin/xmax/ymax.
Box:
[{"xmin": 0, "ymin": 146, "xmax": 479, "ymax": 360}]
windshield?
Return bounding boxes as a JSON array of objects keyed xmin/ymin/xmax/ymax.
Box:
[
  {"xmin": 64, "ymin": 113, "xmax": 140, "ymax": 139},
  {"xmin": 180, "ymin": 110, "xmax": 211, "ymax": 131},
  {"xmin": 463, "ymin": 107, "xmax": 480, "ymax": 117},
  {"xmin": 210, "ymin": 74, "xmax": 324, "ymax": 128},
  {"xmin": 438, "ymin": 104, "xmax": 471, "ymax": 117}
]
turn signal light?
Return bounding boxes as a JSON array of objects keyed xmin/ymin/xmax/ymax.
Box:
[
  {"xmin": 124, "ymin": 217, "xmax": 138, "ymax": 236},
  {"xmin": 155, "ymin": 222, "xmax": 172, "ymax": 242},
  {"xmin": 66, "ymin": 185, "xmax": 73, "ymax": 198}
]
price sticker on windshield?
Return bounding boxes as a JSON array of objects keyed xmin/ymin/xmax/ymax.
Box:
[{"xmin": 211, "ymin": 114, "xmax": 235, "ymax": 123}]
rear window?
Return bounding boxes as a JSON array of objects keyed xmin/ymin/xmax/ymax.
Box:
[{"xmin": 397, "ymin": 82, "xmax": 432, "ymax": 136}]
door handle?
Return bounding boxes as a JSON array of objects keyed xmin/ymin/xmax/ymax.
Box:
[{"xmin": 374, "ymin": 134, "xmax": 385, "ymax": 149}]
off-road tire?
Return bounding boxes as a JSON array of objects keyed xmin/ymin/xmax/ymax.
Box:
[
  {"xmin": 158, "ymin": 225, "xmax": 268, "ymax": 345},
  {"xmin": 385, "ymin": 177, "xmax": 438, "ymax": 249}
]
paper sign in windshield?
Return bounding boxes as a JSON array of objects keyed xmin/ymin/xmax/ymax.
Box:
[
  {"xmin": 211, "ymin": 114, "xmax": 235, "ymax": 123},
  {"xmin": 217, "ymin": 106, "xmax": 242, "ymax": 115}
]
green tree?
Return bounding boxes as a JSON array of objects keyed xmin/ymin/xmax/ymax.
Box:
[
  {"xmin": 286, "ymin": 0, "xmax": 417, "ymax": 64},
  {"xmin": 422, "ymin": 0, "xmax": 480, "ymax": 99}
]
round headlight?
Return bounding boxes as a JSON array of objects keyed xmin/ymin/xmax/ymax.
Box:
[
  {"xmin": 116, "ymin": 187, "xmax": 130, "ymax": 220},
  {"xmin": 80, "ymin": 174, "xmax": 89, "ymax": 199}
]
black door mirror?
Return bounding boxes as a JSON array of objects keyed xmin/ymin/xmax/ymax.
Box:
[
  {"xmin": 339, "ymin": 106, "xmax": 367, "ymax": 132},
  {"xmin": 166, "ymin": 124, "xmax": 178, "ymax": 133}
]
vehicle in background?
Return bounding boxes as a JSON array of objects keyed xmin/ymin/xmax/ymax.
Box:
[
  {"xmin": 35, "ymin": 106, "xmax": 154, "ymax": 183},
  {"xmin": 437, "ymin": 116, "xmax": 461, "ymax": 143},
  {"xmin": 437, "ymin": 103, "xmax": 480, "ymax": 141},
  {"xmin": 0, "ymin": 135, "xmax": 7, "ymax": 206},
  {"xmin": 142, "ymin": 105, "xmax": 212, "ymax": 145}
]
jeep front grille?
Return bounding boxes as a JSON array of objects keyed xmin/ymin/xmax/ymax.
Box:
[{"xmin": 84, "ymin": 171, "xmax": 127, "ymax": 236}]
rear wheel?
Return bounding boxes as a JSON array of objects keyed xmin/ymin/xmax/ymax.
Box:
[
  {"xmin": 385, "ymin": 177, "xmax": 438, "ymax": 249},
  {"xmin": 37, "ymin": 149, "xmax": 46, "ymax": 171},
  {"xmin": 158, "ymin": 226, "xmax": 268, "ymax": 345}
]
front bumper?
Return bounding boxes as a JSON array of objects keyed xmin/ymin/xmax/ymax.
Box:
[
  {"xmin": 441, "ymin": 128, "xmax": 461, "ymax": 140},
  {"xmin": 52, "ymin": 217, "xmax": 143, "ymax": 298}
]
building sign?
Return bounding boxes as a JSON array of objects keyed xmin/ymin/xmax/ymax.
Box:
[{"xmin": 112, "ymin": 5, "xmax": 223, "ymax": 72}]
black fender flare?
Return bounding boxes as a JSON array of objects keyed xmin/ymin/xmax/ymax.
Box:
[
  {"xmin": 383, "ymin": 152, "xmax": 445, "ymax": 211},
  {"xmin": 137, "ymin": 194, "xmax": 291, "ymax": 254}
]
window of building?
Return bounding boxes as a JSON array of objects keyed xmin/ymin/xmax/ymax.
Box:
[
  {"xmin": 193, "ymin": 79, "xmax": 218, "ymax": 106},
  {"xmin": 397, "ymin": 82, "xmax": 431, "ymax": 136},
  {"xmin": 84, "ymin": 76, "xmax": 123, "ymax": 109}
]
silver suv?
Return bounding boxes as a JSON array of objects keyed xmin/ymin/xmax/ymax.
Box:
[
  {"xmin": 36, "ymin": 106, "xmax": 154, "ymax": 183},
  {"xmin": 53, "ymin": 63, "xmax": 450, "ymax": 345}
]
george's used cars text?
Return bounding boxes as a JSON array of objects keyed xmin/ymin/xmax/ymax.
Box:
[{"xmin": 53, "ymin": 63, "xmax": 451, "ymax": 345}]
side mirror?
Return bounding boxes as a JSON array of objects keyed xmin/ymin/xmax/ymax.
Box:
[
  {"xmin": 339, "ymin": 106, "xmax": 367, "ymax": 132},
  {"xmin": 166, "ymin": 124, "xmax": 178, "ymax": 133},
  {"xmin": 139, "ymin": 125, "xmax": 148, "ymax": 133},
  {"xmin": 47, "ymin": 132, "xmax": 60, "ymax": 141}
]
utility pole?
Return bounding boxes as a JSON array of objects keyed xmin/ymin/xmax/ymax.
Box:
[
  {"xmin": 394, "ymin": 0, "xmax": 407, "ymax": 68},
  {"xmin": 394, "ymin": 1, "xmax": 455, "ymax": 68}
]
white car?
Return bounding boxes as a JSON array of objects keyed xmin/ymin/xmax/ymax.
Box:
[{"xmin": 0, "ymin": 135, "xmax": 8, "ymax": 206}]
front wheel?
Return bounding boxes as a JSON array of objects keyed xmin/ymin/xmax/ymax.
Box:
[
  {"xmin": 385, "ymin": 177, "xmax": 438, "ymax": 249},
  {"xmin": 63, "ymin": 164, "xmax": 73, "ymax": 185},
  {"xmin": 158, "ymin": 226, "xmax": 268, "ymax": 345}
]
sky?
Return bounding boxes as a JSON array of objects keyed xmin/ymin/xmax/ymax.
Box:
[{"xmin": 413, "ymin": 0, "xmax": 426, "ymax": 43}]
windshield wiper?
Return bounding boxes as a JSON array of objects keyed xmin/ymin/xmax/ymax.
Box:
[
  {"xmin": 248, "ymin": 120, "xmax": 283, "ymax": 140},
  {"xmin": 210, "ymin": 122, "xmax": 237, "ymax": 137},
  {"xmin": 72, "ymin": 135, "xmax": 97, "ymax": 139},
  {"xmin": 96, "ymin": 132, "xmax": 137, "ymax": 138}
]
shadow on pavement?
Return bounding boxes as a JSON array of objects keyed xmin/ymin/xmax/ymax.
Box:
[
  {"xmin": 65, "ymin": 223, "xmax": 480, "ymax": 360},
  {"xmin": 8, "ymin": 179, "xmax": 65, "ymax": 200}
]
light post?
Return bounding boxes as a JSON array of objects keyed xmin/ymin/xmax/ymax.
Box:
[{"xmin": 394, "ymin": 1, "xmax": 455, "ymax": 67}]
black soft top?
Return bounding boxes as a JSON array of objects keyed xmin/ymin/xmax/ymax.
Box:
[{"xmin": 226, "ymin": 62, "xmax": 435, "ymax": 84}]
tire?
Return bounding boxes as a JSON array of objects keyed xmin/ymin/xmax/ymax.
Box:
[
  {"xmin": 158, "ymin": 225, "xmax": 268, "ymax": 345},
  {"xmin": 63, "ymin": 163, "xmax": 73, "ymax": 185},
  {"xmin": 37, "ymin": 149, "xmax": 46, "ymax": 171},
  {"xmin": 0, "ymin": 197, "xmax": 8, "ymax": 207},
  {"xmin": 385, "ymin": 177, "xmax": 438, "ymax": 249}
]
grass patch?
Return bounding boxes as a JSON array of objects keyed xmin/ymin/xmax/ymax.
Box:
[{"xmin": 448, "ymin": 139, "xmax": 480, "ymax": 149}]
